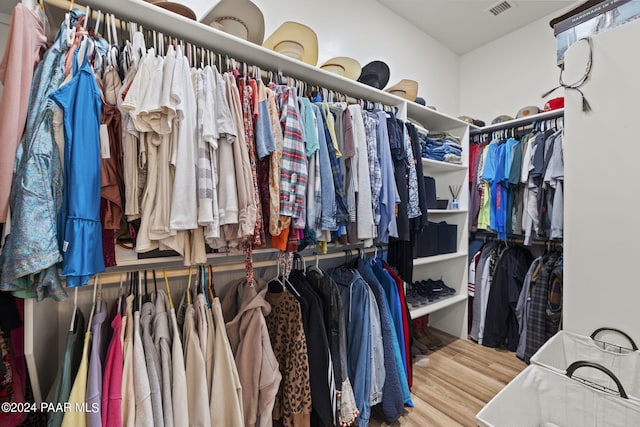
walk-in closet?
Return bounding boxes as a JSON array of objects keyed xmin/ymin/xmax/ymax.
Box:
[{"xmin": 0, "ymin": 0, "xmax": 638, "ymax": 426}]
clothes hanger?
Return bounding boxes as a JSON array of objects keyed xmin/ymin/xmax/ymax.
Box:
[
  {"xmin": 207, "ymin": 264, "xmax": 216, "ymax": 303},
  {"xmin": 162, "ymin": 269, "xmax": 174, "ymax": 311},
  {"xmin": 117, "ymin": 273, "xmax": 126, "ymax": 315},
  {"xmin": 69, "ymin": 287, "xmax": 79, "ymax": 332},
  {"xmin": 268, "ymin": 252, "xmax": 285, "ymax": 292},
  {"xmin": 87, "ymin": 276, "xmax": 99, "ymax": 329},
  {"xmin": 282, "ymin": 252, "xmax": 301, "ymax": 298},
  {"xmin": 186, "ymin": 266, "xmax": 193, "ymax": 306}
]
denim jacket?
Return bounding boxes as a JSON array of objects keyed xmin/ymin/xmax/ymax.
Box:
[{"xmin": 330, "ymin": 265, "xmax": 371, "ymax": 426}]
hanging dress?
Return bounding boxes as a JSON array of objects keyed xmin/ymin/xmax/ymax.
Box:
[
  {"xmin": 50, "ymin": 39, "xmax": 105, "ymax": 288},
  {"xmin": 0, "ymin": 12, "xmax": 81, "ymax": 301}
]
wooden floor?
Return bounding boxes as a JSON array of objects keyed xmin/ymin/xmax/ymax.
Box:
[{"xmin": 370, "ymin": 330, "xmax": 527, "ymax": 427}]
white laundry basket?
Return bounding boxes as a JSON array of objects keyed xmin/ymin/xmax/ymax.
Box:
[
  {"xmin": 476, "ymin": 362, "xmax": 640, "ymax": 427},
  {"xmin": 530, "ymin": 328, "xmax": 640, "ymax": 400}
]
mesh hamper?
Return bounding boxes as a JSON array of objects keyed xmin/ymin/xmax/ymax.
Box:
[
  {"xmin": 530, "ymin": 328, "xmax": 640, "ymax": 400},
  {"xmin": 476, "ymin": 362, "xmax": 640, "ymax": 427}
]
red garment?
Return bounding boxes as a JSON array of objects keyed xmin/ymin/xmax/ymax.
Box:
[
  {"xmin": 0, "ymin": 299, "xmax": 26, "ymax": 427},
  {"xmin": 469, "ymin": 143, "xmax": 481, "ymax": 183},
  {"xmin": 101, "ymin": 304, "xmax": 123, "ymax": 427},
  {"xmin": 383, "ymin": 264, "xmax": 412, "ymax": 389}
]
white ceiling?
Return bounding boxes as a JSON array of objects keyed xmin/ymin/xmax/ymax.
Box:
[
  {"xmin": 376, "ymin": 0, "xmax": 574, "ymax": 54},
  {"xmin": 0, "ymin": 0, "xmax": 575, "ymax": 56}
]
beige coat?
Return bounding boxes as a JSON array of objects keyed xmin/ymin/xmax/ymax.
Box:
[{"xmin": 221, "ymin": 278, "xmax": 281, "ymax": 427}]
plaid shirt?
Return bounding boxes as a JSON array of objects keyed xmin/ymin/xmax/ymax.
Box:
[
  {"xmin": 363, "ymin": 113, "xmax": 382, "ymax": 224},
  {"xmin": 525, "ymin": 253, "xmax": 560, "ymax": 362},
  {"xmin": 273, "ymin": 85, "xmax": 308, "ymax": 220}
]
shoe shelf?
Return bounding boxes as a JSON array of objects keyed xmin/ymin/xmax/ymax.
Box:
[
  {"xmin": 409, "ymin": 294, "xmax": 468, "ymax": 319},
  {"xmin": 427, "ymin": 209, "xmax": 468, "ymax": 214},
  {"xmin": 422, "ymin": 158, "xmax": 467, "ymax": 174},
  {"xmin": 413, "ymin": 251, "xmax": 467, "ymax": 266}
]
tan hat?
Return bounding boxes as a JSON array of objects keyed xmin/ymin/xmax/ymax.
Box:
[
  {"xmin": 516, "ymin": 105, "xmax": 541, "ymax": 118},
  {"xmin": 320, "ymin": 57, "xmax": 361, "ymax": 80},
  {"xmin": 201, "ymin": 0, "xmax": 265, "ymax": 45},
  {"xmin": 385, "ymin": 79, "xmax": 418, "ymax": 101},
  {"xmin": 263, "ymin": 22, "xmax": 318, "ymax": 66},
  {"xmin": 145, "ymin": 1, "xmax": 197, "ymax": 20}
]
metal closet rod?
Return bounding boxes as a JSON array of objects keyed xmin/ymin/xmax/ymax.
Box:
[
  {"xmin": 470, "ymin": 109, "xmax": 565, "ymax": 136},
  {"xmin": 40, "ymin": 0, "xmax": 396, "ymax": 112},
  {"xmin": 475, "ymin": 232, "xmax": 563, "ymax": 248},
  {"xmin": 88, "ymin": 245, "xmax": 382, "ymax": 286}
]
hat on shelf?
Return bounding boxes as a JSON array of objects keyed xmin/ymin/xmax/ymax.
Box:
[
  {"xmin": 415, "ymin": 96, "xmax": 426, "ymax": 106},
  {"xmin": 200, "ymin": 0, "xmax": 265, "ymax": 45},
  {"xmin": 458, "ymin": 115, "xmax": 486, "ymax": 127},
  {"xmin": 263, "ymin": 21, "xmax": 318, "ymax": 66},
  {"xmin": 320, "ymin": 57, "xmax": 361, "ymax": 80},
  {"xmin": 145, "ymin": 0, "xmax": 197, "ymax": 20},
  {"xmin": 385, "ymin": 79, "xmax": 419, "ymax": 101},
  {"xmin": 544, "ymin": 97, "xmax": 565, "ymax": 111},
  {"xmin": 491, "ymin": 115, "xmax": 514, "ymax": 124},
  {"xmin": 516, "ymin": 105, "xmax": 541, "ymax": 118},
  {"xmin": 357, "ymin": 60, "xmax": 390, "ymax": 89}
]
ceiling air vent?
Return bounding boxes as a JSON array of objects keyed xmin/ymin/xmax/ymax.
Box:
[{"xmin": 485, "ymin": 1, "xmax": 514, "ymax": 17}]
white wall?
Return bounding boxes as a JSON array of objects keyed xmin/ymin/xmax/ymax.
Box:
[
  {"xmin": 249, "ymin": 0, "xmax": 461, "ymax": 116},
  {"xmin": 459, "ymin": 11, "xmax": 561, "ymax": 124},
  {"xmin": 563, "ymin": 20, "xmax": 640, "ymax": 343}
]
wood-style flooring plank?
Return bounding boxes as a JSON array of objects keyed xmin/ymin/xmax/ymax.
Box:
[{"xmin": 370, "ymin": 330, "xmax": 527, "ymax": 426}]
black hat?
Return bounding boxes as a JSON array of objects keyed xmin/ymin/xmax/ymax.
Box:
[
  {"xmin": 415, "ymin": 97, "xmax": 426, "ymax": 106},
  {"xmin": 357, "ymin": 60, "xmax": 390, "ymax": 89}
]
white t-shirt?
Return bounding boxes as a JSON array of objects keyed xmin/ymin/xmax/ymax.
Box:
[{"xmin": 169, "ymin": 46, "xmax": 198, "ymax": 230}]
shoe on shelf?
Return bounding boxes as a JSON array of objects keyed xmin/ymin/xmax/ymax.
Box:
[
  {"xmin": 416, "ymin": 280, "xmax": 449, "ymax": 300},
  {"xmin": 432, "ymin": 279, "xmax": 456, "ymax": 295},
  {"xmin": 407, "ymin": 283, "xmax": 428, "ymax": 307}
]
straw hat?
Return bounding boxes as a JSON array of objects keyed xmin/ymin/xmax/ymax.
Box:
[
  {"xmin": 263, "ymin": 22, "xmax": 318, "ymax": 66},
  {"xmin": 145, "ymin": 0, "xmax": 197, "ymax": 20},
  {"xmin": 320, "ymin": 57, "xmax": 361, "ymax": 80},
  {"xmin": 201, "ymin": 0, "xmax": 265, "ymax": 45},
  {"xmin": 357, "ymin": 60, "xmax": 390, "ymax": 89},
  {"xmin": 385, "ymin": 79, "xmax": 419, "ymax": 101}
]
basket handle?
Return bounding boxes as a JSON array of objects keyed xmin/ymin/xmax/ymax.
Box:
[
  {"xmin": 566, "ymin": 361, "xmax": 628, "ymax": 399},
  {"xmin": 590, "ymin": 327, "xmax": 638, "ymax": 351}
]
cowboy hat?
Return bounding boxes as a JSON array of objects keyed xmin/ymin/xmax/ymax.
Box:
[
  {"xmin": 385, "ymin": 79, "xmax": 418, "ymax": 101},
  {"xmin": 320, "ymin": 57, "xmax": 361, "ymax": 80},
  {"xmin": 145, "ymin": 0, "xmax": 196, "ymax": 20},
  {"xmin": 357, "ymin": 61, "xmax": 390, "ymax": 89},
  {"xmin": 263, "ymin": 22, "xmax": 318, "ymax": 66},
  {"xmin": 201, "ymin": 0, "xmax": 265, "ymax": 45}
]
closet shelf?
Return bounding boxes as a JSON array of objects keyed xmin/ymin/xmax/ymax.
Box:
[
  {"xmin": 45, "ymin": 0, "xmax": 469, "ymax": 131},
  {"xmin": 413, "ymin": 251, "xmax": 467, "ymax": 266},
  {"xmin": 409, "ymin": 294, "xmax": 468, "ymax": 319},
  {"xmin": 422, "ymin": 158, "xmax": 467, "ymax": 173},
  {"xmin": 427, "ymin": 209, "xmax": 468, "ymax": 214},
  {"xmin": 470, "ymin": 108, "xmax": 564, "ymax": 136}
]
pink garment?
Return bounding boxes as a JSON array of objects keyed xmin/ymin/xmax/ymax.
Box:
[
  {"xmin": 0, "ymin": 4, "xmax": 46, "ymax": 222},
  {"xmin": 102, "ymin": 310, "xmax": 124, "ymax": 427}
]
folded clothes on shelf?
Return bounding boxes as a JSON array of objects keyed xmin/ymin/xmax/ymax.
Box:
[{"xmin": 418, "ymin": 132, "xmax": 463, "ymax": 164}]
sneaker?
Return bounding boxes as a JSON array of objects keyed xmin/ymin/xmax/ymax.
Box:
[{"xmin": 431, "ymin": 279, "xmax": 456, "ymax": 296}]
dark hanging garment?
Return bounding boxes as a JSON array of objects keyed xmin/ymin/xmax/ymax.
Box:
[
  {"xmin": 406, "ymin": 122, "xmax": 428, "ymax": 232},
  {"xmin": 288, "ymin": 270, "xmax": 334, "ymax": 427},
  {"xmin": 482, "ymin": 246, "xmax": 533, "ymax": 352}
]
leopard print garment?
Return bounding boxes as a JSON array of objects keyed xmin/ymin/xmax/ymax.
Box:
[{"xmin": 265, "ymin": 289, "xmax": 312, "ymax": 427}]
